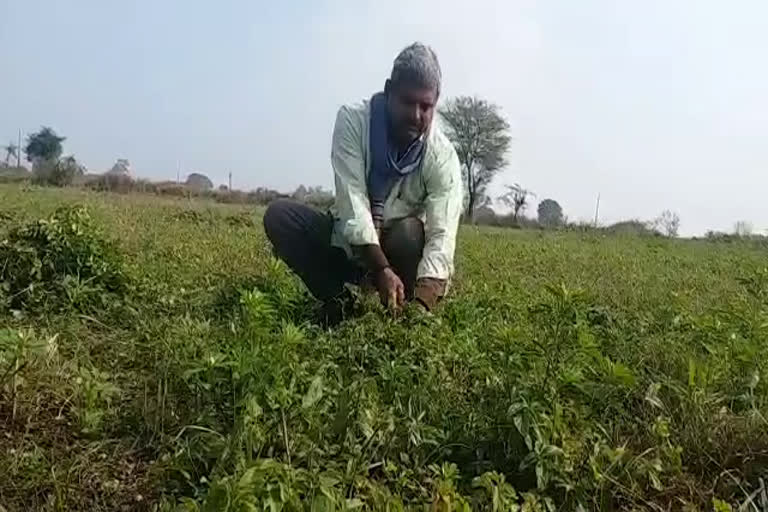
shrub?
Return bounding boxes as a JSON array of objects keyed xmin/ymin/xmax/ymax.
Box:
[
  {"xmin": 170, "ymin": 209, "xmax": 214, "ymax": 224},
  {"xmin": 224, "ymin": 211, "xmax": 256, "ymax": 228},
  {"xmin": 88, "ymin": 173, "xmax": 135, "ymax": 193},
  {"xmin": 156, "ymin": 183, "xmax": 189, "ymax": 197},
  {"xmin": 604, "ymin": 220, "xmax": 659, "ymax": 236},
  {"xmin": 292, "ymin": 185, "xmax": 335, "ymax": 210},
  {"xmin": 0, "ymin": 206, "xmax": 125, "ymax": 313},
  {"xmin": 31, "ymin": 156, "xmax": 85, "ymax": 187},
  {"xmin": 0, "ymin": 166, "xmax": 31, "ymax": 183},
  {"xmin": 247, "ymin": 187, "xmax": 285, "ymax": 205},
  {"xmin": 472, "ymin": 206, "xmax": 498, "ymax": 226}
]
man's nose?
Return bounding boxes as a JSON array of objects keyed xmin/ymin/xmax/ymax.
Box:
[{"xmin": 407, "ymin": 105, "xmax": 422, "ymax": 124}]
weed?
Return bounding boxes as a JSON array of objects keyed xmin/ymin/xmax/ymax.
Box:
[
  {"xmin": 224, "ymin": 211, "xmax": 256, "ymax": 228},
  {"xmin": 171, "ymin": 209, "xmax": 215, "ymax": 224}
]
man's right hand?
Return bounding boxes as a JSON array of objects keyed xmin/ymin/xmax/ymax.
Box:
[{"xmin": 374, "ymin": 267, "xmax": 405, "ymax": 309}]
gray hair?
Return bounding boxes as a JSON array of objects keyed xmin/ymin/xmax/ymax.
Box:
[{"xmin": 390, "ymin": 42, "xmax": 442, "ymax": 93}]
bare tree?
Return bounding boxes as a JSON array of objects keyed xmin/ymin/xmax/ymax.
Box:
[
  {"xmin": 439, "ymin": 96, "xmax": 511, "ymax": 221},
  {"xmin": 651, "ymin": 210, "xmax": 681, "ymax": 237},
  {"xmin": 499, "ymin": 183, "xmax": 535, "ymax": 223}
]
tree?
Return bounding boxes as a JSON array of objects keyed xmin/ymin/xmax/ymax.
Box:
[
  {"xmin": 3, "ymin": 142, "xmax": 18, "ymax": 166},
  {"xmin": 652, "ymin": 210, "xmax": 680, "ymax": 237},
  {"xmin": 499, "ymin": 183, "xmax": 535, "ymax": 223},
  {"xmin": 537, "ymin": 199, "xmax": 564, "ymax": 228},
  {"xmin": 292, "ymin": 185, "xmax": 309, "ymax": 201},
  {"xmin": 24, "ymin": 127, "xmax": 65, "ymax": 164},
  {"xmin": 439, "ymin": 96, "xmax": 512, "ymax": 221},
  {"xmin": 107, "ymin": 159, "xmax": 132, "ymax": 178},
  {"xmin": 186, "ymin": 173, "xmax": 214, "ymax": 191},
  {"xmin": 99, "ymin": 159, "xmax": 134, "ymax": 192}
]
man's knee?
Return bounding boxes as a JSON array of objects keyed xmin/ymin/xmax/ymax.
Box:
[
  {"xmin": 264, "ymin": 199, "xmax": 333, "ymax": 256},
  {"xmin": 263, "ymin": 199, "xmax": 296, "ymax": 243}
]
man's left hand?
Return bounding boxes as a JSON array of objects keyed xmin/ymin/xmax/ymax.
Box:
[{"xmin": 413, "ymin": 277, "xmax": 445, "ymax": 311}]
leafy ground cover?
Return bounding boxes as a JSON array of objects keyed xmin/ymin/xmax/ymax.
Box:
[{"xmin": 1, "ymin": 184, "xmax": 768, "ymax": 511}]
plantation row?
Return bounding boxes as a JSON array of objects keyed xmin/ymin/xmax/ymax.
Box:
[{"xmin": 1, "ymin": 185, "xmax": 768, "ymax": 511}]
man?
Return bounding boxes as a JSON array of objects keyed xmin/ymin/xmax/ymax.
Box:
[{"xmin": 263, "ymin": 42, "xmax": 462, "ymax": 324}]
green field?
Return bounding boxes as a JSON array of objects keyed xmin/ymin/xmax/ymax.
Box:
[{"xmin": 1, "ymin": 184, "xmax": 767, "ymax": 511}]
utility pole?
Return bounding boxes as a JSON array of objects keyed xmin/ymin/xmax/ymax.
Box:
[
  {"xmin": 176, "ymin": 161, "xmax": 180, "ymax": 184},
  {"xmin": 228, "ymin": 171, "xmax": 232, "ymax": 191},
  {"xmin": 17, "ymin": 129, "xmax": 21, "ymax": 167},
  {"xmin": 594, "ymin": 193, "xmax": 601, "ymax": 227}
]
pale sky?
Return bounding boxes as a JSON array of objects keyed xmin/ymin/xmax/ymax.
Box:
[{"xmin": 2, "ymin": 0, "xmax": 766, "ymax": 235}]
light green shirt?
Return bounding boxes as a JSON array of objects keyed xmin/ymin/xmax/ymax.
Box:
[{"xmin": 330, "ymin": 99, "xmax": 463, "ymax": 281}]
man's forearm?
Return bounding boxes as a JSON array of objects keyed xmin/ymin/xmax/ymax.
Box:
[{"xmin": 353, "ymin": 244, "xmax": 390, "ymax": 272}]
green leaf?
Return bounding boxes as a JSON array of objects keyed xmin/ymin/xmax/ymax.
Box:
[
  {"xmin": 311, "ymin": 495, "xmax": 333, "ymax": 512},
  {"xmin": 648, "ymin": 470, "xmax": 663, "ymax": 491},
  {"xmin": 302, "ymin": 376, "xmax": 323, "ymax": 409},
  {"xmin": 645, "ymin": 382, "xmax": 664, "ymax": 409},
  {"xmin": 712, "ymin": 498, "xmax": 733, "ymax": 512},
  {"xmin": 610, "ymin": 362, "xmax": 636, "ymax": 387}
]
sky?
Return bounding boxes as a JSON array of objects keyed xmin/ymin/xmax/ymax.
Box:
[{"xmin": 1, "ymin": 0, "xmax": 767, "ymax": 235}]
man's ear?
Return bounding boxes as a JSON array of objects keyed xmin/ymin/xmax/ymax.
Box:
[{"xmin": 384, "ymin": 79, "xmax": 392, "ymax": 96}]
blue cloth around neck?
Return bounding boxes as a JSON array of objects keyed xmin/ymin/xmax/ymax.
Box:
[{"xmin": 367, "ymin": 92, "xmax": 425, "ymax": 225}]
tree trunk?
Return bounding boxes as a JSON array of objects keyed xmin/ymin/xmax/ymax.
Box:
[
  {"xmin": 467, "ymin": 192, "xmax": 475, "ymax": 224},
  {"xmin": 465, "ymin": 160, "xmax": 475, "ymax": 223}
]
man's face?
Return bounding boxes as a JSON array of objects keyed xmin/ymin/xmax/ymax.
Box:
[{"xmin": 386, "ymin": 80, "xmax": 438, "ymax": 147}]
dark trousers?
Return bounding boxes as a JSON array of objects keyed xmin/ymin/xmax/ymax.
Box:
[{"xmin": 263, "ymin": 200, "xmax": 424, "ymax": 301}]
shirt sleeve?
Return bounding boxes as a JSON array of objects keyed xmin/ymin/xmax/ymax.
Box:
[
  {"xmin": 331, "ymin": 106, "xmax": 379, "ymax": 246},
  {"xmin": 417, "ymin": 147, "xmax": 463, "ymax": 280}
]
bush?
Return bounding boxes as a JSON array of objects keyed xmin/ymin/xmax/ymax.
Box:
[
  {"xmin": 471, "ymin": 208, "xmax": 544, "ymax": 230},
  {"xmin": 88, "ymin": 173, "xmax": 136, "ymax": 193},
  {"xmin": 224, "ymin": 211, "xmax": 256, "ymax": 228},
  {"xmin": 471, "ymin": 206, "xmax": 498, "ymax": 226},
  {"xmin": 156, "ymin": 183, "xmax": 189, "ymax": 197},
  {"xmin": 492, "ymin": 213, "xmax": 540, "ymax": 229},
  {"xmin": 0, "ymin": 166, "xmax": 31, "ymax": 184},
  {"xmin": 292, "ymin": 185, "xmax": 335, "ymax": 210},
  {"xmin": 247, "ymin": 187, "xmax": 286, "ymax": 205},
  {"xmin": 31, "ymin": 156, "xmax": 85, "ymax": 187},
  {"xmin": 0, "ymin": 206, "xmax": 125, "ymax": 313},
  {"xmin": 604, "ymin": 220, "xmax": 659, "ymax": 236}
]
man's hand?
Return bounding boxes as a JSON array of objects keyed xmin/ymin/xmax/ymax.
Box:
[
  {"xmin": 414, "ymin": 277, "xmax": 445, "ymax": 311},
  {"xmin": 374, "ymin": 267, "xmax": 405, "ymax": 309}
]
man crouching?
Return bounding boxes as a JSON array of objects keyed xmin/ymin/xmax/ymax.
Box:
[{"xmin": 264, "ymin": 42, "xmax": 462, "ymax": 325}]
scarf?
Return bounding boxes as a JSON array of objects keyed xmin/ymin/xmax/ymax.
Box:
[{"xmin": 368, "ymin": 92, "xmax": 425, "ymax": 230}]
